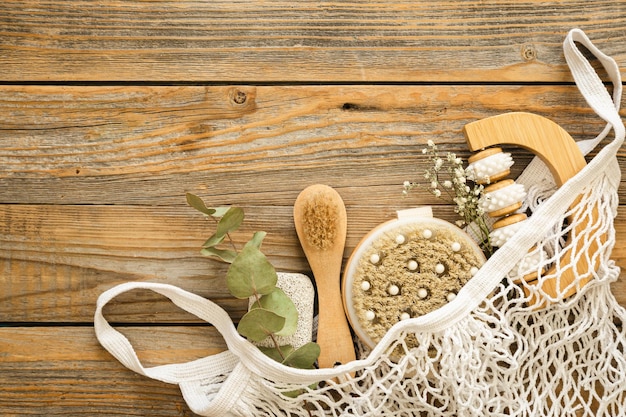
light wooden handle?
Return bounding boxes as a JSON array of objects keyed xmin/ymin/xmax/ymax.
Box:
[
  {"xmin": 293, "ymin": 184, "xmax": 356, "ymax": 371},
  {"xmin": 464, "ymin": 112, "xmax": 587, "ymax": 182},
  {"xmin": 312, "ymin": 258, "xmax": 357, "ymax": 369}
]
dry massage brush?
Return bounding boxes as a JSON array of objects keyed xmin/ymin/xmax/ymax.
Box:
[{"xmin": 463, "ymin": 112, "xmax": 603, "ymax": 307}]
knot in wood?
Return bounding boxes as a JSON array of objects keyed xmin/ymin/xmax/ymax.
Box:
[
  {"xmin": 521, "ymin": 44, "xmax": 537, "ymax": 61},
  {"xmin": 230, "ymin": 89, "xmax": 248, "ymax": 105}
]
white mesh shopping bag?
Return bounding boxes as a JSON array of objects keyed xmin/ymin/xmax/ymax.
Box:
[{"xmin": 95, "ymin": 29, "xmax": 626, "ymax": 417}]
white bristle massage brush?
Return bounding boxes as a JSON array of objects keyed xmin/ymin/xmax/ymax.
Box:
[
  {"xmin": 466, "ymin": 147, "xmax": 514, "ymax": 184},
  {"xmin": 480, "ymin": 179, "xmax": 527, "ymax": 218},
  {"xmin": 463, "ymin": 112, "xmax": 601, "ymax": 308}
]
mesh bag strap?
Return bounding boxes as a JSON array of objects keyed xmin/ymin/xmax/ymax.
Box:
[
  {"xmin": 564, "ymin": 28, "xmax": 624, "ymax": 148},
  {"xmin": 94, "ymin": 281, "xmax": 246, "ymax": 383},
  {"xmin": 517, "ymin": 29, "xmax": 624, "ymax": 192}
]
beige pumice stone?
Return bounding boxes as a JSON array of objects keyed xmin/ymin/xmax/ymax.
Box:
[{"xmin": 248, "ymin": 272, "xmax": 315, "ymax": 349}]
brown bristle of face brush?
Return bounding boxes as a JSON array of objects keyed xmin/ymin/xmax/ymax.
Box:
[
  {"xmin": 301, "ymin": 193, "xmax": 338, "ymax": 250},
  {"xmin": 293, "ymin": 184, "xmax": 356, "ymax": 372}
]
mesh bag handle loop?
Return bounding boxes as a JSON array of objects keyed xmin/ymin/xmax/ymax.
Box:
[
  {"xmin": 94, "ymin": 281, "xmax": 248, "ymax": 383},
  {"xmin": 515, "ymin": 28, "xmax": 624, "ymax": 226},
  {"xmin": 563, "ymin": 28, "xmax": 624, "ymax": 148}
]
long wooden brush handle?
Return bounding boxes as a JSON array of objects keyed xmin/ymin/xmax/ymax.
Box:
[{"xmin": 308, "ymin": 254, "xmax": 356, "ymax": 369}]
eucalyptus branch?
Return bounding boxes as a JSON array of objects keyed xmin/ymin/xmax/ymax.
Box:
[{"xmin": 186, "ymin": 193, "xmax": 320, "ymax": 372}]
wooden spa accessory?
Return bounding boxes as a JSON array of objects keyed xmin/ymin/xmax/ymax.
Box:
[
  {"xmin": 293, "ymin": 184, "xmax": 357, "ymax": 370},
  {"xmin": 463, "ymin": 112, "xmax": 602, "ymax": 307}
]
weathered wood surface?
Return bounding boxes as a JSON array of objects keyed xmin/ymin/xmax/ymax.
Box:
[
  {"xmin": 0, "ymin": 326, "xmax": 225, "ymax": 416},
  {"xmin": 1, "ymin": 85, "xmax": 625, "ymax": 323},
  {"xmin": 0, "ymin": 85, "xmax": 623, "ymax": 206},
  {"xmin": 0, "ymin": 0, "xmax": 625, "ymax": 82},
  {"xmin": 1, "ymin": 1, "xmax": 626, "ymax": 416}
]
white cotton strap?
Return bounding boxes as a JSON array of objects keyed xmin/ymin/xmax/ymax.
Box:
[
  {"xmin": 92, "ymin": 281, "xmax": 399, "ymax": 385},
  {"xmin": 516, "ymin": 29, "xmax": 624, "ymax": 205},
  {"xmin": 94, "ymin": 281, "xmax": 250, "ymax": 384},
  {"xmin": 563, "ymin": 28, "xmax": 624, "ymax": 152}
]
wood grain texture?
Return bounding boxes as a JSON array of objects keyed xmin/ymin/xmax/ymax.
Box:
[
  {"xmin": 0, "ymin": 1, "xmax": 625, "ymax": 82},
  {"xmin": 2, "ymin": 204, "xmax": 625, "ymax": 323},
  {"xmin": 2, "ymin": 1, "xmax": 626, "ymax": 414},
  {"xmin": 0, "ymin": 85, "xmax": 623, "ymax": 206},
  {"xmin": 1, "ymin": 84, "xmax": 625, "ymax": 325},
  {"xmin": 0, "ymin": 326, "xmax": 225, "ymax": 416}
]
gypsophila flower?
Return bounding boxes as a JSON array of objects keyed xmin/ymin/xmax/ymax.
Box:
[{"xmin": 403, "ymin": 139, "xmax": 494, "ymax": 256}]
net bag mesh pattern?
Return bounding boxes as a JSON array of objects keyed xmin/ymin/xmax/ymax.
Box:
[
  {"xmin": 222, "ymin": 167, "xmax": 625, "ymax": 417},
  {"xmin": 94, "ymin": 29, "xmax": 625, "ymax": 417}
]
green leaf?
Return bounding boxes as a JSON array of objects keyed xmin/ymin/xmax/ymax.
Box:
[
  {"xmin": 185, "ymin": 193, "xmax": 233, "ymax": 219},
  {"xmin": 247, "ymin": 231, "xmax": 267, "ymax": 249},
  {"xmin": 211, "ymin": 207, "xmax": 231, "ymax": 218},
  {"xmin": 216, "ymin": 207, "xmax": 244, "ymax": 237},
  {"xmin": 202, "ymin": 232, "xmax": 226, "ymax": 248},
  {"xmin": 186, "ymin": 193, "xmax": 215, "ymax": 216},
  {"xmin": 251, "ymin": 288, "xmax": 298, "ymax": 337},
  {"xmin": 258, "ymin": 345, "xmax": 295, "ymax": 363},
  {"xmin": 282, "ymin": 342, "xmax": 320, "ymax": 369},
  {"xmin": 282, "ymin": 385, "xmax": 317, "ymax": 399},
  {"xmin": 226, "ymin": 244, "xmax": 277, "ymax": 298},
  {"xmin": 200, "ymin": 247, "xmax": 237, "ymax": 263},
  {"xmin": 257, "ymin": 343, "xmax": 320, "ymax": 369},
  {"xmin": 237, "ymin": 308, "xmax": 285, "ymax": 342}
]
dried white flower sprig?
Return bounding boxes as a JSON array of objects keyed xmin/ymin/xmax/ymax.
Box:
[{"xmin": 403, "ymin": 140, "xmax": 494, "ymax": 256}]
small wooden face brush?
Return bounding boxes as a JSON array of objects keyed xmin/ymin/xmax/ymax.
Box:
[{"xmin": 293, "ymin": 184, "xmax": 356, "ymax": 369}]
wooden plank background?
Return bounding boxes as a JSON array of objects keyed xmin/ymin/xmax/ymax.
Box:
[{"xmin": 1, "ymin": 1, "xmax": 625, "ymax": 415}]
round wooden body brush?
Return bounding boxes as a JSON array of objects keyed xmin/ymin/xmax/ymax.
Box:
[{"xmin": 294, "ymin": 184, "xmax": 356, "ymax": 369}]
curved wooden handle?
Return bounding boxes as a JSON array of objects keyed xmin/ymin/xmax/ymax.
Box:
[
  {"xmin": 464, "ymin": 112, "xmax": 587, "ymax": 184},
  {"xmin": 463, "ymin": 112, "xmax": 601, "ymax": 306}
]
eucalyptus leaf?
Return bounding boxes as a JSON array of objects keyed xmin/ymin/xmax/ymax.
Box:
[
  {"xmin": 247, "ymin": 231, "xmax": 267, "ymax": 249},
  {"xmin": 186, "ymin": 193, "xmax": 215, "ymax": 216},
  {"xmin": 282, "ymin": 389, "xmax": 304, "ymax": 399},
  {"xmin": 216, "ymin": 207, "xmax": 244, "ymax": 237},
  {"xmin": 281, "ymin": 382, "xmax": 319, "ymax": 399},
  {"xmin": 201, "ymin": 247, "xmax": 238, "ymax": 263},
  {"xmin": 251, "ymin": 288, "xmax": 298, "ymax": 337},
  {"xmin": 211, "ymin": 207, "xmax": 231, "ymax": 218},
  {"xmin": 227, "ymin": 244, "xmax": 277, "ymax": 298},
  {"xmin": 258, "ymin": 345, "xmax": 295, "ymax": 363},
  {"xmin": 202, "ymin": 232, "xmax": 226, "ymax": 248},
  {"xmin": 282, "ymin": 342, "xmax": 321, "ymax": 369},
  {"xmin": 238, "ymin": 308, "xmax": 285, "ymax": 342}
]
